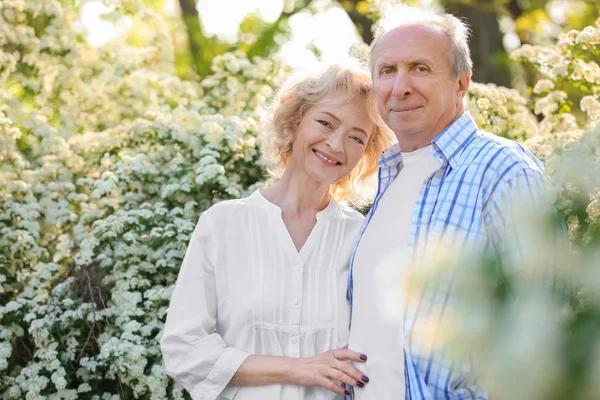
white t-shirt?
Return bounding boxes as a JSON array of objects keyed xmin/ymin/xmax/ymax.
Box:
[
  {"xmin": 161, "ymin": 190, "xmax": 365, "ymax": 400},
  {"xmin": 349, "ymin": 145, "xmax": 441, "ymax": 399}
]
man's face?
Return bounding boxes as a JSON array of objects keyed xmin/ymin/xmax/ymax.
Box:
[{"xmin": 371, "ymin": 24, "xmax": 470, "ymax": 151}]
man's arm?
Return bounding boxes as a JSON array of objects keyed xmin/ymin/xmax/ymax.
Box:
[{"xmin": 483, "ymin": 166, "xmax": 569, "ymax": 290}]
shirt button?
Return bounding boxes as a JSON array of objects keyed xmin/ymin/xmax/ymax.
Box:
[
  {"xmin": 295, "ymin": 264, "xmax": 301, "ymax": 272},
  {"xmin": 291, "ymin": 336, "xmax": 298, "ymax": 344},
  {"xmin": 293, "ymin": 298, "xmax": 300, "ymax": 306}
]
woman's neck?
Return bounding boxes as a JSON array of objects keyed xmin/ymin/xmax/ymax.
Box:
[{"xmin": 261, "ymin": 170, "xmax": 331, "ymax": 217}]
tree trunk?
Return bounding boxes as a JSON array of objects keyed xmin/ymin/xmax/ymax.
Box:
[
  {"xmin": 177, "ymin": 0, "xmax": 205, "ymax": 75},
  {"xmin": 506, "ymin": 0, "xmax": 525, "ymax": 20},
  {"xmin": 445, "ymin": 1, "xmax": 511, "ymax": 86}
]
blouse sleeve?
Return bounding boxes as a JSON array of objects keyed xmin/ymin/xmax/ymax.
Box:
[{"xmin": 160, "ymin": 211, "xmax": 250, "ymax": 400}]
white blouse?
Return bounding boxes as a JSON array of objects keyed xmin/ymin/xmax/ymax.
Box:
[{"xmin": 160, "ymin": 190, "xmax": 364, "ymax": 400}]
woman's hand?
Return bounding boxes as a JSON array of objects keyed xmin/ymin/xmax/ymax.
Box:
[{"xmin": 289, "ymin": 347, "xmax": 370, "ymax": 396}]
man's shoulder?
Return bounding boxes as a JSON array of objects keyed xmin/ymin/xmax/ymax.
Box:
[{"xmin": 465, "ymin": 128, "xmax": 544, "ymax": 176}]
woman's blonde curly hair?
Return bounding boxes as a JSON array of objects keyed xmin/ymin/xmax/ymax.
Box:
[{"xmin": 260, "ymin": 62, "xmax": 395, "ymax": 207}]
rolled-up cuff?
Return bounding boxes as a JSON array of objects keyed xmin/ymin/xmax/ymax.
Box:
[
  {"xmin": 219, "ymin": 384, "xmax": 242, "ymax": 399},
  {"xmin": 190, "ymin": 347, "xmax": 250, "ymax": 400}
]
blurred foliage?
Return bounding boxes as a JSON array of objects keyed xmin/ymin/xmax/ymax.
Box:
[
  {"xmin": 136, "ymin": 0, "xmax": 321, "ymax": 78},
  {"xmin": 124, "ymin": 0, "xmax": 600, "ymax": 85}
]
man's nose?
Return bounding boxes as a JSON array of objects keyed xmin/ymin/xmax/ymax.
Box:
[{"xmin": 391, "ymin": 70, "xmax": 412, "ymax": 98}]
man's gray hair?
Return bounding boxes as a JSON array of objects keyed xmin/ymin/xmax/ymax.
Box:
[{"xmin": 369, "ymin": 5, "xmax": 473, "ymax": 79}]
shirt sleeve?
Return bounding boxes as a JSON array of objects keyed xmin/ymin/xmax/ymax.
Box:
[
  {"xmin": 483, "ymin": 167, "xmax": 569, "ymax": 289},
  {"xmin": 160, "ymin": 211, "xmax": 250, "ymax": 400}
]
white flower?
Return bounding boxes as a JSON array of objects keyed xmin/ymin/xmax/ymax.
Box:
[
  {"xmin": 51, "ymin": 370, "xmax": 67, "ymax": 390},
  {"xmin": 476, "ymin": 98, "xmax": 491, "ymax": 110},
  {"xmin": 576, "ymin": 26, "xmax": 599, "ymax": 44},
  {"xmin": 581, "ymin": 96, "xmax": 600, "ymax": 121},
  {"xmin": 550, "ymin": 55, "xmax": 569, "ymax": 77},
  {"xmin": 0, "ymin": 341, "xmax": 12, "ymax": 371},
  {"xmin": 77, "ymin": 383, "xmax": 92, "ymax": 393},
  {"xmin": 534, "ymin": 91, "xmax": 568, "ymax": 116},
  {"xmin": 92, "ymin": 171, "xmax": 119, "ymax": 199},
  {"xmin": 200, "ymin": 121, "xmax": 225, "ymax": 147},
  {"xmin": 4, "ymin": 301, "xmax": 22, "ymax": 312},
  {"xmin": 533, "ymin": 79, "xmax": 555, "ymax": 94}
]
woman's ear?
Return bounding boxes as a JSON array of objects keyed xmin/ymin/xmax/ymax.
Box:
[
  {"xmin": 284, "ymin": 126, "xmax": 294, "ymax": 138},
  {"xmin": 284, "ymin": 127, "xmax": 296, "ymax": 151}
]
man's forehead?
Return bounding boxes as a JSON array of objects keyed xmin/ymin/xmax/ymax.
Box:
[
  {"xmin": 381, "ymin": 23, "xmax": 447, "ymax": 41},
  {"xmin": 372, "ymin": 25, "xmax": 449, "ymax": 63},
  {"xmin": 373, "ymin": 45, "xmax": 438, "ymax": 66}
]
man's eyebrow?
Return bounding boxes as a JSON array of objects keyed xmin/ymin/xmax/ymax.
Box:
[
  {"xmin": 410, "ymin": 58, "xmax": 433, "ymax": 65},
  {"xmin": 376, "ymin": 58, "xmax": 434, "ymax": 69},
  {"xmin": 322, "ymin": 111, "xmax": 368, "ymax": 136},
  {"xmin": 375, "ymin": 61, "xmax": 395, "ymax": 70}
]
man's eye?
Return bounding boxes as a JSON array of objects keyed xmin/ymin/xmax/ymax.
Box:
[
  {"xmin": 414, "ymin": 66, "xmax": 429, "ymax": 73},
  {"xmin": 380, "ymin": 67, "xmax": 394, "ymax": 76}
]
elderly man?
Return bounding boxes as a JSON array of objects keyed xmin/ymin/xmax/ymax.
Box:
[{"xmin": 347, "ymin": 5, "xmax": 546, "ymax": 399}]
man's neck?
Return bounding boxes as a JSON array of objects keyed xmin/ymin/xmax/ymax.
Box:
[{"xmin": 397, "ymin": 109, "xmax": 465, "ymax": 152}]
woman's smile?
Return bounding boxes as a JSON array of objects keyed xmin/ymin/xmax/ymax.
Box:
[{"xmin": 313, "ymin": 149, "xmax": 342, "ymax": 166}]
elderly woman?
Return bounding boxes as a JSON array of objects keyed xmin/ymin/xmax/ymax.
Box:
[{"xmin": 160, "ymin": 62, "xmax": 394, "ymax": 400}]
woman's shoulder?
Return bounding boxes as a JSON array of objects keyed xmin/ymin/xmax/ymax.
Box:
[
  {"xmin": 331, "ymin": 204, "xmax": 365, "ymax": 240},
  {"xmin": 334, "ymin": 202, "xmax": 366, "ymax": 224},
  {"xmin": 199, "ymin": 192, "xmax": 260, "ymax": 222}
]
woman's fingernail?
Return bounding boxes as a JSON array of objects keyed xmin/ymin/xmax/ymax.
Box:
[
  {"xmin": 357, "ymin": 381, "xmax": 365, "ymax": 388},
  {"xmin": 344, "ymin": 390, "xmax": 351, "ymax": 396},
  {"xmin": 362, "ymin": 375, "xmax": 369, "ymax": 383},
  {"xmin": 359, "ymin": 354, "xmax": 367, "ymax": 361}
]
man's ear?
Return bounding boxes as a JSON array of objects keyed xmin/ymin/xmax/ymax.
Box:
[{"xmin": 457, "ymin": 74, "xmax": 471, "ymax": 98}]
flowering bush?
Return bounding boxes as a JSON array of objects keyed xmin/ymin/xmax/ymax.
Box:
[
  {"xmin": 466, "ymin": 82, "xmax": 540, "ymax": 141},
  {"xmin": 0, "ymin": 1, "xmax": 286, "ymax": 399},
  {"xmin": 1, "ymin": 0, "xmax": 600, "ymax": 399}
]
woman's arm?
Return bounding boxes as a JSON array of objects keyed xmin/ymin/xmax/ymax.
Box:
[
  {"xmin": 231, "ymin": 348, "xmax": 370, "ymax": 396},
  {"xmin": 161, "ymin": 212, "xmax": 250, "ymax": 400}
]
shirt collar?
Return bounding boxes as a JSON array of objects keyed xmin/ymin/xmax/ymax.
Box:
[{"xmin": 378, "ymin": 112, "xmax": 478, "ymax": 170}]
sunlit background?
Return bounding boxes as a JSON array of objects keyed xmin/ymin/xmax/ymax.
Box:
[
  {"xmin": 77, "ymin": 0, "xmax": 591, "ymax": 79},
  {"xmin": 80, "ymin": 0, "xmax": 360, "ymax": 70}
]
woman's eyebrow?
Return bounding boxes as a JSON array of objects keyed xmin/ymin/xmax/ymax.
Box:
[
  {"xmin": 322, "ymin": 111, "xmax": 341, "ymax": 122},
  {"xmin": 322, "ymin": 112, "xmax": 368, "ymax": 136}
]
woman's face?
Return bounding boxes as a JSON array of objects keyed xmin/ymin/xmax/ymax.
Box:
[{"xmin": 287, "ymin": 92, "xmax": 375, "ymax": 186}]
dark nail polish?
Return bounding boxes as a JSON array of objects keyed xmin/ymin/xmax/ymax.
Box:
[
  {"xmin": 359, "ymin": 354, "xmax": 367, "ymax": 361},
  {"xmin": 361, "ymin": 375, "xmax": 369, "ymax": 383},
  {"xmin": 357, "ymin": 381, "xmax": 365, "ymax": 388},
  {"xmin": 344, "ymin": 390, "xmax": 351, "ymax": 396}
]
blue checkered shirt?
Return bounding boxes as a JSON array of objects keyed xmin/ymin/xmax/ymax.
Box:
[{"xmin": 348, "ymin": 112, "xmax": 546, "ymax": 400}]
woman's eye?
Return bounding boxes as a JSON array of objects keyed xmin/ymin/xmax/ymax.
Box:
[
  {"xmin": 350, "ymin": 136, "xmax": 365, "ymax": 145},
  {"xmin": 317, "ymin": 119, "xmax": 332, "ymax": 128}
]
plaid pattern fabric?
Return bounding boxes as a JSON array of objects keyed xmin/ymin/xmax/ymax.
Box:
[{"xmin": 348, "ymin": 112, "xmax": 545, "ymax": 399}]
